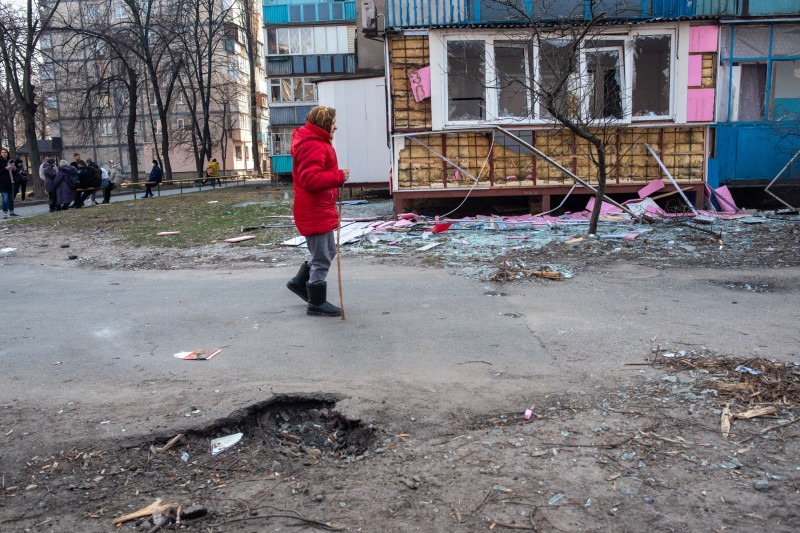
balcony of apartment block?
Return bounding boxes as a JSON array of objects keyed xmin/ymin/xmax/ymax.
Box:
[
  {"xmin": 267, "ymin": 53, "xmax": 356, "ymax": 76},
  {"xmin": 695, "ymin": 0, "xmax": 800, "ymax": 16},
  {"xmin": 385, "ymin": 0, "xmax": 700, "ymax": 27},
  {"xmin": 269, "ymin": 104, "xmax": 316, "ymax": 125},
  {"xmin": 263, "ymin": 0, "xmax": 357, "ymax": 24}
]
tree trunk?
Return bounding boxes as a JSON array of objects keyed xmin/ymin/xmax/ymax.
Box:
[
  {"xmin": 588, "ymin": 140, "xmax": 607, "ymax": 235},
  {"xmin": 126, "ymin": 70, "xmax": 139, "ymax": 183},
  {"xmin": 22, "ymin": 103, "xmax": 44, "ymax": 198}
]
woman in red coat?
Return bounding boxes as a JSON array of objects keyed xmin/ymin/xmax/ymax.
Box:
[{"xmin": 286, "ymin": 105, "xmax": 350, "ymax": 317}]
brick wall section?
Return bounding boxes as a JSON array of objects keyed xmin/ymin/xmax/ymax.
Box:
[
  {"xmin": 701, "ymin": 53, "xmax": 716, "ymax": 88},
  {"xmin": 388, "ymin": 35, "xmax": 432, "ymax": 130}
]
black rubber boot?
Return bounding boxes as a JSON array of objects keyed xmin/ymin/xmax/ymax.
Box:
[
  {"xmin": 286, "ymin": 261, "xmax": 311, "ymax": 302},
  {"xmin": 306, "ymin": 281, "xmax": 341, "ymax": 317}
]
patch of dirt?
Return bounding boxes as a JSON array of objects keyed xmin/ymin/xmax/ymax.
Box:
[{"xmin": 2, "ymin": 353, "xmax": 798, "ymax": 531}]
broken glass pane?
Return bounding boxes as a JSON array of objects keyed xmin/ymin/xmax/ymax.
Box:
[
  {"xmin": 769, "ymin": 60, "xmax": 800, "ymax": 120},
  {"xmin": 587, "ymin": 49, "xmax": 623, "ymax": 120},
  {"xmin": 632, "ymin": 35, "xmax": 670, "ymax": 117},
  {"xmin": 495, "ymin": 44, "xmax": 529, "ymax": 118},
  {"xmin": 448, "ymin": 41, "xmax": 486, "ymax": 121},
  {"xmin": 538, "ymin": 39, "xmax": 578, "ymax": 119},
  {"xmin": 281, "ymin": 79, "xmax": 292, "ymax": 102}
]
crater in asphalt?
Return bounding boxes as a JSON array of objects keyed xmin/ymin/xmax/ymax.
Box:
[
  {"xmin": 180, "ymin": 394, "xmax": 376, "ymax": 458},
  {"xmin": 708, "ymin": 278, "xmax": 795, "ymax": 293}
]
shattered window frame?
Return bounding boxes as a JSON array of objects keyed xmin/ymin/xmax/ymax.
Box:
[
  {"xmin": 445, "ymin": 39, "xmax": 487, "ymax": 123},
  {"xmin": 494, "ymin": 42, "xmax": 531, "ymax": 119},
  {"xmin": 436, "ymin": 26, "xmax": 675, "ymax": 128},
  {"xmin": 630, "ymin": 31, "xmax": 674, "ymax": 121}
]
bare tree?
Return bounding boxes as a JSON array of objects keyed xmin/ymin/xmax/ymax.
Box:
[
  {"xmin": 118, "ymin": 0, "xmax": 184, "ymax": 180},
  {"xmin": 0, "ymin": 0, "xmax": 63, "ymax": 196},
  {"xmin": 176, "ymin": 0, "xmax": 233, "ymax": 177},
  {"xmin": 0, "ymin": 69, "xmax": 20, "ymax": 152},
  {"xmin": 53, "ymin": 4, "xmax": 150, "ymax": 182}
]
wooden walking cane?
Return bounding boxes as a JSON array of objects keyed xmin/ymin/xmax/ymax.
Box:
[{"xmin": 336, "ymin": 186, "xmax": 345, "ymax": 320}]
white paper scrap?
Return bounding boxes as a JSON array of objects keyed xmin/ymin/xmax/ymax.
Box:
[{"xmin": 210, "ymin": 432, "xmax": 243, "ymax": 455}]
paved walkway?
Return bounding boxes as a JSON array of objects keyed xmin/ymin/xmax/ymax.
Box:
[{"xmin": 8, "ymin": 178, "xmax": 270, "ymax": 218}]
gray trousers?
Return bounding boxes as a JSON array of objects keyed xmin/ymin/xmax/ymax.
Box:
[{"xmin": 306, "ymin": 231, "xmax": 336, "ymax": 284}]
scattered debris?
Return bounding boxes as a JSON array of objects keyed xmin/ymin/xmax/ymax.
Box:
[
  {"xmin": 224, "ymin": 235, "xmax": 255, "ymax": 243},
  {"xmin": 210, "ymin": 433, "xmax": 243, "ymax": 455},
  {"xmin": 0, "ymin": 247, "xmax": 17, "ymax": 256},
  {"xmin": 112, "ymin": 498, "xmax": 178, "ymax": 526},
  {"xmin": 156, "ymin": 231, "xmax": 180, "ymax": 236},
  {"xmin": 149, "ymin": 434, "xmax": 185, "ymax": 458},
  {"xmin": 173, "ymin": 349, "xmax": 222, "ymax": 360},
  {"xmin": 614, "ymin": 477, "xmax": 643, "ymax": 496}
]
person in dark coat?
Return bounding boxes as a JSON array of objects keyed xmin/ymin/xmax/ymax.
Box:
[
  {"xmin": 143, "ymin": 159, "xmax": 162, "ymax": 198},
  {"xmin": 0, "ymin": 147, "xmax": 18, "ymax": 218},
  {"xmin": 12, "ymin": 159, "xmax": 28, "ymax": 201},
  {"xmin": 41, "ymin": 157, "xmax": 57, "ymax": 212},
  {"xmin": 285, "ymin": 105, "xmax": 350, "ymax": 317},
  {"xmin": 70, "ymin": 160, "xmax": 95, "ymax": 208},
  {"xmin": 53, "ymin": 160, "xmax": 76, "ymax": 211}
]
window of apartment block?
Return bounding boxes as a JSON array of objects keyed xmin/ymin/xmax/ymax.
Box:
[
  {"xmin": 99, "ymin": 121, "xmax": 113, "ymax": 136},
  {"xmin": 271, "ymin": 127, "xmax": 293, "ymax": 156},
  {"xmin": 45, "ymin": 96, "xmax": 58, "ymax": 109},
  {"xmin": 303, "ymin": 79, "xmax": 316, "ymax": 101},
  {"xmin": 537, "ymin": 39, "xmax": 578, "ymax": 120},
  {"xmin": 245, "ymin": 145, "xmax": 250, "ymax": 161},
  {"xmin": 719, "ymin": 24, "xmax": 800, "ymax": 122},
  {"xmin": 769, "ymin": 60, "xmax": 800, "ymax": 120},
  {"xmin": 631, "ymin": 34, "xmax": 671, "ymax": 118},
  {"xmin": 113, "ymin": 3, "xmax": 127, "ymax": 19},
  {"xmin": 439, "ymin": 29, "xmax": 675, "ymax": 126},
  {"xmin": 97, "ymin": 93, "xmax": 110, "ymax": 108},
  {"xmin": 235, "ymin": 145, "xmax": 242, "ymax": 159},
  {"xmin": 40, "ymin": 34, "xmax": 52, "ymax": 49},
  {"xmin": 587, "ymin": 47, "xmax": 623, "ymax": 120},
  {"xmin": 176, "ymin": 118, "xmax": 186, "ymax": 130},
  {"xmin": 86, "ymin": 4, "xmax": 101, "ymax": 21},
  {"xmin": 267, "ymin": 26, "xmax": 351, "ymax": 56},
  {"xmin": 495, "ymin": 44, "xmax": 529, "ymax": 118},
  {"xmin": 447, "ymin": 40, "xmax": 486, "ymax": 121},
  {"xmin": 40, "ymin": 64, "xmax": 55, "ymax": 80}
]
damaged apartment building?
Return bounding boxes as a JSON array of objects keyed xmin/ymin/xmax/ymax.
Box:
[{"xmin": 380, "ymin": 0, "xmax": 800, "ymax": 213}]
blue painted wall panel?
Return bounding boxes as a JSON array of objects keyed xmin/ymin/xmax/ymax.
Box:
[
  {"xmin": 272, "ymin": 154, "xmax": 294, "ymax": 174},
  {"xmin": 709, "ymin": 124, "xmax": 800, "ymax": 187},
  {"xmin": 748, "ymin": 0, "xmax": 800, "ymax": 15}
]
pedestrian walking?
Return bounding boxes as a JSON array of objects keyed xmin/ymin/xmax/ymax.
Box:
[{"xmin": 285, "ymin": 105, "xmax": 350, "ymax": 317}]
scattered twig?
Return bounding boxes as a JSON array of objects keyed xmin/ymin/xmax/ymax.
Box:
[
  {"xmin": 212, "ymin": 513, "xmax": 344, "ymax": 531},
  {"xmin": 457, "ymin": 360, "xmax": 493, "ymax": 366},
  {"xmin": 738, "ymin": 417, "xmax": 800, "ymax": 444}
]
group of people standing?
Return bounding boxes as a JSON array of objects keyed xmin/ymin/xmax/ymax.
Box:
[
  {"xmin": 1, "ymin": 148, "xmax": 126, "ymax": 216},
  {"xmin": 43, "ymin": 153, "xmax": 124, "ymax": 211}
]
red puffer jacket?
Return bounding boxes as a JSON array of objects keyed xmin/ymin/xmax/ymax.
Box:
[{"xmin": 291, "ymin": 122, "xmax": 345, "ymax": 236}]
